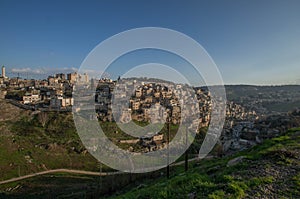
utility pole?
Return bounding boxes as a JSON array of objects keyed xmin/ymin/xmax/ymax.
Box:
[
  {"xmin": 18, "ymin": 165, "xmax": 21, "ymax": 177},
  {"xmin": 99, "ymin": 162, "xmax": 102, "ymax": 194},
  {"xmin": 185, "ymin": 125, "xmax": 188, "ymax": 172},
  {"xmin": 167, "ymin": 110, "xmax": 171, "ymax": 179}
]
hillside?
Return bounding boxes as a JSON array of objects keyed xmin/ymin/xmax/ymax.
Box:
[
  {"xmin": 0, "ymin": 99, "xmax": 103, "ymax": 181},
  {"xmin": 0, "ymin": 97, "xmax": 300, "ymax": 198},
  {"xmin": 225, "ymin": 85, "xmax": 300, "ymax": 114},
  {"xmin": 109, "ymin": 128, "xmax": 300, "ymax": 199}
]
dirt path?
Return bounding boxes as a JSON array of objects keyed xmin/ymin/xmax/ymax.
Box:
[
  {"xmin": 0, "ymin": 169, "xmax": 123, "ymax": 185},
  {"xmin": 0, "ymin": 156, "xmax": 212, "ymax": 185}
]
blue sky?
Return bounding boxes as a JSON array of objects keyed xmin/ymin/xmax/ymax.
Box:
[{"xmin": 0, "ymin": 0, "xmax": 299, "ymax": 85}]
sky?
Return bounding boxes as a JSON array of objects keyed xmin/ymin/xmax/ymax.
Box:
[{"xmin": 0, "ymin": 0, "xmax": 300, "ymax": 85}]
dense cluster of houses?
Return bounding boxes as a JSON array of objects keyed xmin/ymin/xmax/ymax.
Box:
[
  {"xmin": 2, "ymin": 66, "xmax": 273, "ymax": 154},
  {"xmin": 90, "ymin": 78, "xmax": 260, "ymax": 153},
  {"xmin": 0, "ymin": 67, "xmax": 88, "ymax": 110}
]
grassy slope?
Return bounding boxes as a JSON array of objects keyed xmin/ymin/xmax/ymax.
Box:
[
  {"xmin": 1, "ymin": 98, "xmax": 299, "ymax": 198},
  {"xmin": 0, "ymin": 99, "xmax": 183, "ymax": 182},
  {"xmin": 0, "ymin": 129, "xmax": 298, "ymax": 198},
  {"xmin": 110, "ymin": 128, "xmax": 300, "ymax": 199},
  {"xmin": 0, "ymin": 99, "xmax": 103, "ymax": 181}
]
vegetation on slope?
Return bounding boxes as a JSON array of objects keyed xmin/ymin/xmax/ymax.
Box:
[
  {"xmin": 0, "ymin": 99, "xmax": 103, "ymax": 181},
  {"xmin": 110, "ymin": 128, "xmax": 300, "ymax": 199}
]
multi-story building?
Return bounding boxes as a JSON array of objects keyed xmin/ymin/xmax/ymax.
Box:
[
  {"xmin": 55, "ymin": 73, "xmax": 66, "ymax": 80},
  {"xmin": 67, "ymin": 72, "xmax": 78, "ymax": 83}
]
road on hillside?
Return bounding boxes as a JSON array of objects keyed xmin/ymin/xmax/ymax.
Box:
[{"xmin": 0, "ymin": 156, "xmax": 214, "ymax": 185}]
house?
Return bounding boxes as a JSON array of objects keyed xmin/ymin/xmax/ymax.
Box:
[
  {"xmin": 50, "ymin": 96, "xmax": 74, "ymax": 108},
  {"xmin": 153, "ymin": 134, "xmax": 164, "ymax": 141},
  {"xmin": 50, "ymin": 96, "xmax": 63, "ymax": 108},
  {"xmin": 131, "ymin": 100, "xmax": 141, "ymax": 111},
  {"xmin": 62, "ymin": 97, "xmax": 74, "ymax": 107},
  {"xmin": 135, "ymin": 88, "xmax": 142, "ymax": 97},
  {"xmin": 23, "ymin": 94, "xmax": 41, "ymax": 104}
]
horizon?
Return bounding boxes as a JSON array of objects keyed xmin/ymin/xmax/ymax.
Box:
[
  {"xmin": 1, "ymin": 1, "xmax": 300, "ymax": 85},
  {"xmin": 2, "ymin": 67, "xmax": 300, "ymax": 87}
]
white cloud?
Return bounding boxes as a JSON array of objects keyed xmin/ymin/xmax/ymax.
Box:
[
  {"xmin": 8, "ymin": 66, "xmax": 111, "ymax": 80},
  {"xmin": 10, "ymin": 67, "xmax": 78, "ymax": 75}
]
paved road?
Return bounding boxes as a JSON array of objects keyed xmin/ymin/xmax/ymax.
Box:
[{"xmin": 0, "ymin": 156, "xmax": 213, "ymax": 185}]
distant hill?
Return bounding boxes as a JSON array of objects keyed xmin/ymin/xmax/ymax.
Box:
[{"xmin": 225, "ymin": 85, "xmax": 300, "ymax": 114}]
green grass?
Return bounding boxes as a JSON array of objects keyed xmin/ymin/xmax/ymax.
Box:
[
  {"xmin": 1, "ymin": 99, "xmax": 299, "ymax": 198},
  {"xmin": 0, "ymin": 112, "xmax": 109, "ymax": 181},
  {"xmin": 0, "ymin": 128, "xmax": 299, "ymax": 198},
  {"xmin": 108, "ymin": 128, "xmax": 300, "ymax": 199}
]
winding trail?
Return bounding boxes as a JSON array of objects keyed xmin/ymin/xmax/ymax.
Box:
[
  {"xmin": 0, "ymin": 169, "xmax": 122, "ymax": 185},
  {"xmin": 0, "ymin": 156, "xmax": 212, "ymax": 185}
]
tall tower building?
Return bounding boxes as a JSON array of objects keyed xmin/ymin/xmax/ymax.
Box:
[
  {"xmin": 83, "ymin": 73, "xmax": 89, "ymax": 83},
  {"xmin": 1, "ymin": 66, "xmax": 5, "ymax": 78}
]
